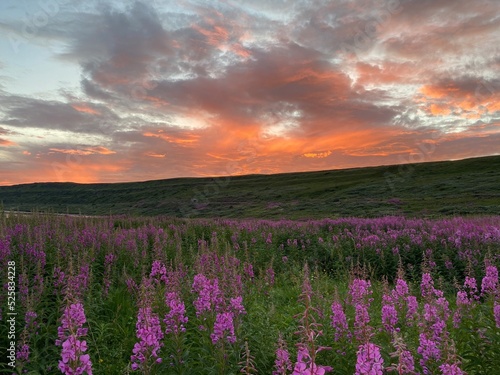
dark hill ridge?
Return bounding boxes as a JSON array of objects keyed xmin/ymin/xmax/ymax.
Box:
[{"xmin": 1, "ymin": 155, "xmax": 499, "ymax": 218}]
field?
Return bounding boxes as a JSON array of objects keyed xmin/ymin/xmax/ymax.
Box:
[
  {"xmin": 1, "ymin": 213, "xmax": 500, "ymax": 374},
  {"xmin": 1, "ymin": 155, "xmax": 500, "ymax": 218}
]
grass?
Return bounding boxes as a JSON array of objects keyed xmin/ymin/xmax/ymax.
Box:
[{"xmin": 0, "ymin": 155, "xmax": 499, "ymax": 218}]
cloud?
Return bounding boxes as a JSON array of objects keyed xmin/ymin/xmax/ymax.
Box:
[{"xmin": 0, "ymin": 0, "xmax": 499, "ymax": 185}]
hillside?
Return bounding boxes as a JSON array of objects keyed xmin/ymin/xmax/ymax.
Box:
[{"xmin": 1, "ymin": 155, "xmax": 499, "ymax": 218}]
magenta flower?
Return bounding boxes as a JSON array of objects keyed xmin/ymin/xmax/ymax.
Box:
[
  {"xmin": 354, "ymin": 342, "xmax": 384, "ymax": 375},
  {"xmin": 417, "ymin": 333, "xmax": 441, "ymax": 374},
  {"xmin": 405, "ymin": 296, "xmax": 419, "ymax": 324},
  {"xmin": 439, "ymin": 363, "xmax": 465, "ymax": 375},
  {"xmin": 381, "ymin": 304, "xmax": 398, "ymax": 333},
  {"xmin": 192, "ymin": 274, "xmax": 224, "ymax": 317},
  {"xmin": 481, "ymin": 265, "xmax": 498, "ymax": 296},
  {"xmin": 131, "ymin": 307, "xmax": 164, "ymax": 371},
  {"xmin": 56, "ymin": 302, "xmax": 93, "ymax": 375},
  {"xmin": 211, "ymin": 312, "xmax": 236, "ymax": 344},
  {"xmin": 292, "ymin": 348, "xmax": 332, "ymax": 375},
  {"xmin": 330, "ymin": 301, "xmax": 349, "ymax": 341},
  {"xmin": 164, "ymin": 292, "xmax": 188, "ymax": 335},
  {"xmin": 229, "ymin": 296, "xmax": 246, "ymax": 316},
  {"xmin": 273, "ymin": 336, "xmax": 293, "ymax": 375},
  {"xmin": 494, "ymin": 303, "xmax": 500, "ymax": 328}
]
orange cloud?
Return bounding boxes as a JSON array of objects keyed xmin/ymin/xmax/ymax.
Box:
[
  {"xmin": 145, "ymin": 152, "xmax": 166, "ymax": 158},
  {"xmin": 429, "ymin": 104, "xmax": 451, "ymax": 116},
  {"xmin": 0, "ymin": 138, "xmax": 16, "ymax": 146},
  {"xmin": 49, "ymin": 147, "xmax": 116, "ymax": 155},
  {"xmin": 71, "ymin": 104, "xmax": 101, "ymax": 115},
  {"xmin": 143, "ymin": 131, "xmax": 200, "ymax": 146},
  {"xmin": 303, "ymin": 150, "xmax": 332, "ymax": 158}
]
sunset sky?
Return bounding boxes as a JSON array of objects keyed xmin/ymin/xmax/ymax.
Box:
[{"xmin": 0, "ymin": 0, "xmax": 499, "ymax": 185}]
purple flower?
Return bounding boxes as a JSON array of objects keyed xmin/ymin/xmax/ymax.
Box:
[
  {"xmin": 292, "ymin": 348, "xmax": 332, "ymax": 375},
  {"xmin": 164, "ymin": 292, "xmax": 188, "ymax": 335},
  {"xmin": 354, "ymin": 304, "xmax": 371, "ymax": 342},
  {"xmin": 273, "ymin": 336, "xmax": 292, "ymax": 375},
  {"xmin": 381, "ymin": 304, "xmax": 398, "ymax": 333},
  {"xmin": 349, "ymin": 279, "xmax": 372, "ymax": 305},
  {"xmin": 417, "ymin": 333, "xmax": 440, "ymax": 374},
  {"xmin": 406, "ymin": 296, "xmax": 419, "ymax": 324},
  {"xmin": 229, "ymin": 296, "xmax": 246, "ymax": 316},
  {"xmin": 439, "ymin": 363, "xmax": 465, "ymax": 375},
  {"xmin": 354, "ymin": 342, "xmax": 384, "ymax": 375},
  {"xmin": 330, "ymin": 301, "xmax": 349, "ymax": 341},
  {"xmin": 211, "ymin": 312, "xmax": 236, "ymax": 344},
  {"xmin": 56, "ymin": 303, "xmax": 93, "ymax": 375},
  {"xmin": 481, "ymin": 265, "xmax": 498, "ymax": 296},
  {"xmin": 16, "ymin": 344, "xmax": 30, "ymax": 362},
  {"xmin": 398, "ymin": 350, "xmax": 415, "ymax": 374},
  {"xmin": 494, "ymin": 303, "xmax": 500, "ymax": 328},
  {"xmin": 131, "ymin": 307, "xmax": 164, "ymax": 371},
  {"xmin": 192, "ymin": 274, "xmax": 224, "ymax": 317},
  {"xmin": 244, "ymin": 262, "xmax": 255, "ymax": 279}
]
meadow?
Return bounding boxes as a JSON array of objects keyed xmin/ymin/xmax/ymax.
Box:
[{"xmin": 1, "ymin": 213, "xmax": 500, "ymax": 374}]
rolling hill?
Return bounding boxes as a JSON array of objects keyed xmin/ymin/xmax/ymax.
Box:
[{"xmin": 1, "ymin": 155, "xmax": 499, "ymax": 218}]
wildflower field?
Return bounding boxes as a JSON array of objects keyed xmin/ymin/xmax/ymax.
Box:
[{"xmin": 1, "ymin": 214, "xmax": 500, "ymax": 374}]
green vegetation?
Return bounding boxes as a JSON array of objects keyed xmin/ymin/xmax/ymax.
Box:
[
  {"xmin": 2, "ymin": 215, "xmax": 500, "ymax": 374},
  {"xmin": 1, "ymin": 155, "xmax": 499, "ymax": 218}
]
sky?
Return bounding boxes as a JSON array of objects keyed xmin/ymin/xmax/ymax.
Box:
[{"xmin": 0, "ymin": 0, "xmax": 499, "ymax": 185}]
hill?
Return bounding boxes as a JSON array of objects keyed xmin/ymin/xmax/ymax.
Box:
[{"xmin": 1, "ymin": 155, "xmax": 499, "ymax": 218}]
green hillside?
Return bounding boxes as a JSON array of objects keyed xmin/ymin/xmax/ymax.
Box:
[{"xmin": 1, "ymin": 155, "xmax": 499, "ymax": 218}]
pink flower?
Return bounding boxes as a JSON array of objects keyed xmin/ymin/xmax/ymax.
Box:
[
  {"xmin": 494, "ymin": 303, "xmax": 500, "ymax": 328},
  {"xmin": 417, "ymin": 333, "xmax": 440, "ymax": 374},
  {"xmin": 273, "ymin": 337, "xmax": 293, "ymax": 375},
  {"xmin": 481, "ymin": 265, "xmax": 498, "ymax": 296},
  {"xmin": 131, "ymin": 307, "xmax": 164, "ymax": 371},
  {"xmin": 439, "ymin": 363, "xmax": 465, "ymax": 375},
  {"xmin": 381, "ymin": 304, "xmax": 398, "ymax": 333},
  {"xmin": 211, "ymin": 312, "xmax": 236, "ymax": 344},
  {"xmin": 292, "ymin": 348, "xmax": 332, "ymax": 375},
  {"xmin": 164, "ymin": 292, "xmax": 188, "ymax": 335},
  {"xmin": 330, "ymin": 301, "xmax": 349, "ymax": 341},
  {"xmin": 56, "ymin": 303, "xmax": 93, "ymax": 375},
  {"xmin": 354, "ymin": 342, "xmax": 384, "ymax": 375}
]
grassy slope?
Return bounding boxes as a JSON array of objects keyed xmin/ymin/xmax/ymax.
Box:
[{"xmin": 1, "ymin": 155, "xmax": 499, "ymax": 218}]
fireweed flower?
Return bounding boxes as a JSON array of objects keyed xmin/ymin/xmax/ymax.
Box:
[
  {"xmin": 354, "ymin": 304, "xmax": 372, "ymax": 341},
  {"xmin": 229, "ymin": 296, "xmax": 246, "ymax": 316},
  {"xmin": 330, "ymin": 301, "xmax": 349, "ymax": 341},
  {"xmin": 17, "ymin": 344, "xmax": 30, "ymax": 363},
  {"xmin": 56, "ymin": 302, "xmax": 93, "ymax": 375},
  {"xmin": 164, "ymin": 292, "xmax": 188, "ymax": 335},
  {"xmin": 388, "ymin": 333, "xmax": 416, "ymax": 375},
  {"xmin": 131, "ymin": 307, "xmax": 164, "ymax": 371},
  {"xmin": 273, "ymin": 335, "xmax": 292, "ymax": 375},
  {"xmin": 417, "ymin": 333, "xmax": 441, "ymax": 374},
  {"xmin": 381, "ymin": 303, "xmax": 398, "ymax": 333},
  {"xmin": 349, "ymin": 279, "xmax": 372, "ymax": 305},
  {"xmin": 349, "ymin": 279, "xmax": 373, "ymax": 341},
  {"xmin": 439, "ymin": 363, "xmax": 465, "ymax": 375},
  {"xmin": 494, "ymin": 303, "xmax": 500, "ymax": 328},
  {"xmin": 406, "ymin": 296, "xmax": 419, "ymax": 325},
  {"xmin": 150, "ymin": 260, "xmax": 167, "ymax": 284},
  {"xmin": 292, "ymin": 348, "xmax": 332, "ymax": 375},
  {"xmin": 464, "ymin": 276, "xmax": 479, "ymax": 301},
  {"xmin": 354, "ymin": 342, "xmax": 384, "ymax": 375},
  {"xmin": 192, "ymin": 274, "xmax": 224, "ymax": 317},
  {"xmin": 481, "ymin": 265, "xmax": 498, "ymax": 296},
  {"xmin": 210, "ymin": 312, "xmax": 236, "ymax": 344}
]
